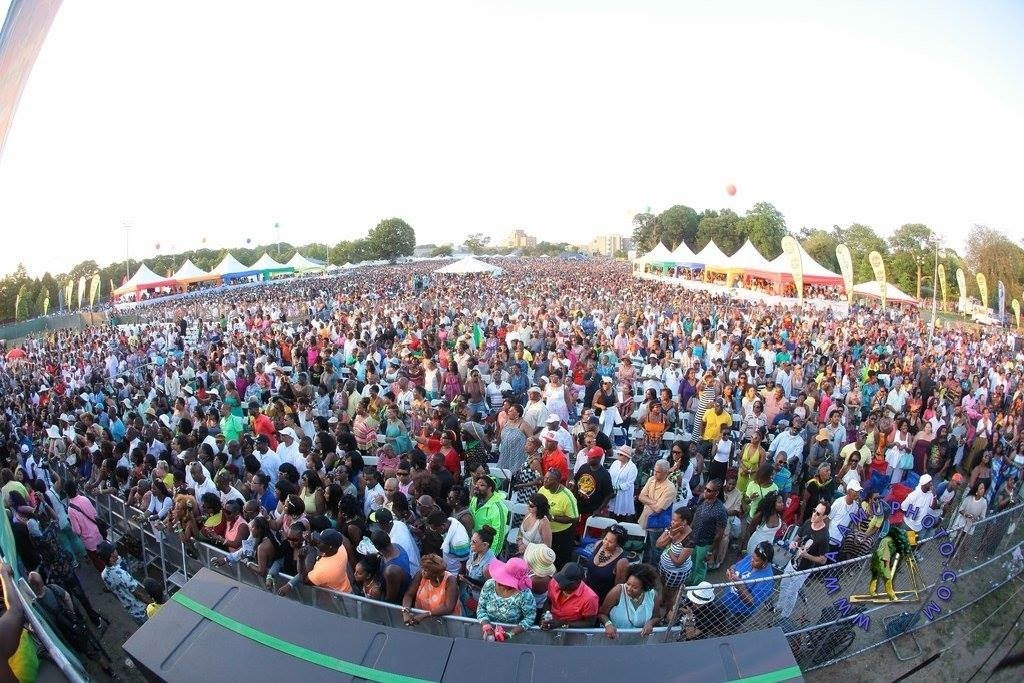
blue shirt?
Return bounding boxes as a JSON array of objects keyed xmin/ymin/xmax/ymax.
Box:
[{"xmin": 720, "ymin": 555, "xmax": 774, "ymax": 615}]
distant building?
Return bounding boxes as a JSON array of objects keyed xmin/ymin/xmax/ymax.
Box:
[
  {"xmin": 585, "ymin": 234, "xmax": 625, "ymax": 256},
  {"xmin": 502, "ymin": 229, "xmax": 537, "ymax": 249}
]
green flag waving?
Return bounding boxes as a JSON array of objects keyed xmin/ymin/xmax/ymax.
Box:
[{"xmin": 472, "ymin": 322, "xmax": 483, "ymax": 349}]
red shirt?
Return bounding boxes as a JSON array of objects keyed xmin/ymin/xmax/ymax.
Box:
[
  {"xmin": 542, "ymin": 449, "xmax": 570, "ymax": 483},
  {"xmin": 441, "ymin": 447, "xmax": 460, "ymax": 478},
  {"xmin": 547, "ymin": 579, "xmax": 599, "ymax": 623},
  {"xmin": 253, "ymin": 414, "xmax": 279, "ymax": 450}
]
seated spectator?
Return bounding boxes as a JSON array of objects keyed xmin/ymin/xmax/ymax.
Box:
[
  {"xmin": 458, "ymin": 525, "xmax": 496, "ymax": 615},
  {"xmin": 598, "ymin": 563, "xmax": 660, "ymax": 639},
  {"xmin": 516, "ymin": 493, "xmax": 553, "ymax": 554},
  {"xmin": 694, "ymin": 542, "xmax": 775, "ymax": 638},
  {"xmin": 543, "ymin": 562, "xmax": 599, "ymax": 629},
  {"xmin": 477, "ymin": 557, "xmax": 537, "ymax": 639},
  {"xmin": 402, "ymin": 554, "xmax": 462, "ymax": 625}
]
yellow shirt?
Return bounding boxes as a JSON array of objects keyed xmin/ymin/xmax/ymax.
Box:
[
  {"xmin": 539, "ymin": 486, "xmax": 579, "ymax": 533},
  {"xmin": 702, "ymin": 409, "xmax": 732, "ymax": 441}
]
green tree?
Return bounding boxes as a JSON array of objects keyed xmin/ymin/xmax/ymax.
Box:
[
  {"xmin": 798, "ymin": 228, "xmax": 841, "ymax": 273},
  {"xmin": 836, "ymin": 224, "xmax": 888, "ymax": 282},
  {"xmin": 631, "ymin": 212, "xmax": 660, "ymax": 253},
  {"xmin": 694, "ymin": 209, "xmax": 743, "ymax": 254},
  {"xmin": 367, "ymin": 218, "xmax": 415, "ymax": 261},
  {"xmin": 430, "ymin": 244, "xmax": 454, "ymax": 257},
  {"xmin": 463, "ymin": 233, "xmax": 491, "ymax": 255},
  {"xmin": 965, "ymin": 225, "xmax": 1024, "ymax": 309},
  {"xmin": 887, "ymin": 223, "xmax": 936, "ymax": 298},
  {"xmin": 656, "ymin": 205, "xmax": 699, "ymax": 251},
  {"xmin": 737, "ymin": 202, "xmax": 787, "ymax": 259},
  {"xmin": 613, "ymin": 248, "xmax": 628, "ymax": 259},
  {"xmin": 299, "ymin": 243, "xmax": 330, "ymax": 263}
]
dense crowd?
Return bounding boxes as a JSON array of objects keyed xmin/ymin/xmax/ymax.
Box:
[{"xmin": 0, "ymin": 256, "xmax": 1022, "ymax": 661}]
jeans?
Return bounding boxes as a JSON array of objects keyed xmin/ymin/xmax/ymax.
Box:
[{"xmin": 775, "ymin": 561, "xmax": 809, "ymax": 619}]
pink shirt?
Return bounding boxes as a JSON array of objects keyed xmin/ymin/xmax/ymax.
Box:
[{"xmin": 68, "ymin": 495, "xmax": 103, "ymax": 551}]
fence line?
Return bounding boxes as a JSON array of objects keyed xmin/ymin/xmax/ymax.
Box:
[{"xmin": 74, "ymin": 472, "xmax": 1024, "ymax": 660}]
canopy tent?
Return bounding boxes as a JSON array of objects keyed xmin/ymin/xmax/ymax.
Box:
[
  {"xmin": 434, "ymin": 256, "xmax": 503, "ymax": 275},
  {"xmin": 853, "ymin": 280, "xmax": 918, "ymax": 305},
  {"xmin": 112, "ymin": 263, "xmax": 178, "ymax": 296},
  {"xmin": 760, "ymin": 243, "xmax": 843, "ymax": 285},
  {"xmin": 635, "ymin": 242, "xmax": 673, "ymax": 264},
  {"xmin": 171, "ymin": 259, "xmax": 219, "ymax": 285},
  {"xmin": 718, "ymin": 240, "xmax": 774, "ymax": 272},
  {"xmin": 211, "ymin": 253, "xmax": 256, "ymax": 277},
  {"xmin": 667, "ymin": 240, "xmax": 701, "ymax": 268},
  {"xmin": 286, "ymin": 252, "xmax": 325, "ymax": 272},
  {"xmin": 251, "ymin": 252, "xmax": 291, "ymax": 271},
  {"xmin": 692, "ymin": 240, "xmax": 730, "ymax": 270}
]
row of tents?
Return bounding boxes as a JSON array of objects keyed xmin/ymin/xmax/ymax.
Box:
[
  {"xmin": 113, "ymin": 251, "xmax": 327, "ymax": 298},
  {"xmin": 634, "ymin": 239, "xmax": 916, "ymax": 305}
]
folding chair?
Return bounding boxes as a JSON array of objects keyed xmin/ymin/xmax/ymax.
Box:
[{"xmin": 575, "ymin": 516, "xmax": 616, "ymax": 562}]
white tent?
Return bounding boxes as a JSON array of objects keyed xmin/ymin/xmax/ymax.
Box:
[
  {"xmin": 719, "ymin": 240, "xmax": 774, "ymax": 271},
  {"xmin": 692, "ymin": 240, "xmax": 730, "ymax": 269},
  {"xmin": 286, "ymin": 252, "xmax": 324, "ymax": 272},
  {"xmin": 853, "ymin": 280, "xmax": 918, "ymax": 305},
  {"xmin": 112, "ymin": 263, "xmax": 169, "ymax": 296},
  {"xmin": 171, "ymin": 259, "xmax": 218, "ymax": 284},
  {"xmin": 667, "ymin": 240, "xmax": 699, "ymax": 265},
  {"xmin": 211, "ymin": 253, "xmax": 253, "ymax": 277},
  {"xmin": 251, "ymin": 253, "xmax": 290, "ymax": 271},
  {"xmin": 434, "ymin": 256, "xmax": 503, "ymax": 275},
  {"xmin": 765, "ymin": 242, "xmax": 842, "ymax": 283},
  {"xmin": 636, "ymin": 242, "xmax": 673, "ymax": 264}
]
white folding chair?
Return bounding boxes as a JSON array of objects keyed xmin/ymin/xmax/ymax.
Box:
[{"xmin": 505, "ymin": 500, "xmax": 530, "ymax": 550}]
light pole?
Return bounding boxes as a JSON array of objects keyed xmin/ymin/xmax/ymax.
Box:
[
  {"xmin": 926, "ymin": 237, "xmax": 939, "ymax": 350},
  {"xmin": 123, "ymin": 223, "xmax": 132, "ymax": 280}
]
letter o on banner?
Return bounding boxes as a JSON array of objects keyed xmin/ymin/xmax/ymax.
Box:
[
  {"xmin": 939, "ymin": 542, "xmax": 955, "ymax": 558},
  {"xmin": 936, "ymin": 586, "xmax": 953, "ymax": 601}
]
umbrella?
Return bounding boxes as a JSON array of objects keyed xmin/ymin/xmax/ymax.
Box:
[{"xmin": 5, "ymin": 348, "xmax": 26, "ymax": 361}]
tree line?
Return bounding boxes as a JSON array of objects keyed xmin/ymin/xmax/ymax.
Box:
[
  {"xmin": 0, "ymin": 218, "xmax": 415, "ymax": 323},
  {"xmin": 633, "ymin": 201, "xmax": 1024, "ymax": 312}
]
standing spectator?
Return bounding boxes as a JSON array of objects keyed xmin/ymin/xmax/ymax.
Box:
[{"xmin": 96, "ymin": 541, "xmax": 150, "ymax": 625}]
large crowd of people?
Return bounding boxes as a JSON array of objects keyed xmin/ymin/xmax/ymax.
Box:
[{"xmin": 0, "ymin": 256, "xmax": 1022, "ymax": 660}]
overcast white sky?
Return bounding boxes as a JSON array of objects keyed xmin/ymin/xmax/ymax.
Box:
[{"xmin": 0, "ymin": 0, "xmax": 1022, "ymax": 277}]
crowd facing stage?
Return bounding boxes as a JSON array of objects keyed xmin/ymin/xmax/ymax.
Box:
[{"xmin": 0, "ymin": 256, "xmax": 1021, "ymax": 674}]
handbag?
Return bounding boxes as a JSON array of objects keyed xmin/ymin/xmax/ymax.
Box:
[
  {"xmin": 69, "ymin": 502, "xmax": 109, "ymax": 539},
  {"xmin": 646, "ymin": 506, "xmax": 672, "ymax": 530},
  {"xmin": 897, "ymin": 450, "xmax": 915, "ymax": 471}
]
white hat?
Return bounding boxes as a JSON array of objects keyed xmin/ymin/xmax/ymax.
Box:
[
  {"xmin": 116, "ymin": 378, "xmax": 125, "ymax": 385},
  {"xmin": 20, "ymin": 444, "xmax": 29, "ymax": 454},
  {"xmin": 545, "ymin": 414, "xmax": 561, "ymax": 424},
  {"xmin": 280, "ymin": 427, "xmax": 298, "ymax": 440},
  {"xmin": 79, "ymin": 393, "xmax": 89, "ymax": 401},
  {"xmin": 918, "ymin": 474, "xmax": 932, "ymax": 487},
  {"xmin": 327, "ymin": 415, "xmax": 339, "ymax": 425},
  {"xmin": 686, "ymin": 581, "xmax": 715, "ymax": 605},
  {"xmin": 846, "ymin": 480, "xmax": 862, "ymax": 492},
  {"xmin": 601, "ymin": 376, "xmax": 613, "ymax": 383},
  {"xmin": 58, "ymin": 413, "xmax": 72, "ymax": 423},
  {"xmin": 528, "ymin": 386, "xmax": 541, "ymax": 394},
  {"xmin": 45, "ymin": 425, "xmax": 61, "ymax": 439},
  {"xmin": 159, "ymin": 414, "xmax": 171, "ymax": 429}
]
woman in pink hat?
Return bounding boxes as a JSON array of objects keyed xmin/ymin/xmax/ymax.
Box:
[{"xmin": 476, "ymin": 556, "xmax": 537, "ymax": 640}]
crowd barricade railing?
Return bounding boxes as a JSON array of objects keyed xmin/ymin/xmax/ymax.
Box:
[{"xmin": 76, "ymin": 483, "xmax": 1024, "ymax": 657}]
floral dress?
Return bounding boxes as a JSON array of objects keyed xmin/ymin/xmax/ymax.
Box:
[{"xmin": 476, "ymin": 579, "xmax": 537, "ymax": 629}]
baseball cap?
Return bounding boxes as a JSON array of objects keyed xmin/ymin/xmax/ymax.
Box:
[
  {"xmin": 586, "ymin": 446, "xmax": 604, "ymax": 459},
  {"xmin": 553, "ymin": 562, "xmax": 585, "ymax": 589},
  {"xmin": 312, "ymin": 529, "xmax": 344, "ymax": 548},
  {"xmin": 369, "ymin": 508, "xmax": 393, "ymax": 525}
]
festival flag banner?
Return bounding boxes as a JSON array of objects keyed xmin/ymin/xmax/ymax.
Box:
[
  {"xmin": 780, "ymin": 235, "xmax": 803, "ymax": 305},
  {"xmin": 14, "ymin": 284, "xmax": 25, "ymax": 321},
  {"xmin": 835, "ymin": 244, "xmax": 854, "ymax": 305},
  {"xmin": 1013, "ymin": 299, "xmax": 1021, "ymax": 328},
  {"xmin": 43, "ymin": 292, "xmax": 49, "ymax": 316},
  {"xmin": 997, "ymin": 280, "xmax": 1006, "ymax": 320},
  {"xmin": 868, "ymin": 250, "xmax": 887, "ymax": 310},
  {"xmin": 76, "ymin": 275, "xmax": 86, "ymax": 308},
  {"xmin": 976, "ymin": 273, "xmax": 988, "ymax": 310},
  {"xmin": 88, "ymin": 273, "xmax": 100, "ymax": 307},
  {"xmin": 956, "ymin": 268, "xmax": 967, "ymax": 311},
  {"xmin": 937, "ymin": 264, "xmax": 948, "ymax": 310},
  {"xmin": 64, "ymin": 279, "xmax": 73, "ymax": 309}
]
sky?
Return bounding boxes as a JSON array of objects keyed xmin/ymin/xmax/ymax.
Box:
[{"xmin": 0, "ymin": 0, "xmax": 1022, "ymax": 277}]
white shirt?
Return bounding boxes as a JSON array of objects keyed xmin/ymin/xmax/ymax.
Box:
[
  {"xmin": 901, "ymin": 486, "xmax": 936, "ymax": 533},
  {"xmin": 276, "ymin": 440, "xmax": 306, "ymax": 474},
  {"xmin": 256, "ymin": 449, "xmax": 281, "ymax": 484},
  {"xmin": 828, "ymin": 496, "xmax": 860, "ymax": 544}
]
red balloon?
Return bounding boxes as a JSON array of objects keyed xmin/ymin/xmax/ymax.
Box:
[
  {"xmin": 154, "ymin": 242, "xmax": 161, "ymax": 250},
  {"xmin": 726, "ymin": 184, "xmax": 737, "ymax": 196}
]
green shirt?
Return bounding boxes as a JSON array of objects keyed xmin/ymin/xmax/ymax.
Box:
[
  {"xmin": 470, "ymin": 491, "xmax": 509, "ymax": 553},
  {"xmin": 219, "ymin": 414, "xmax": 246, "ymax": 446}
]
